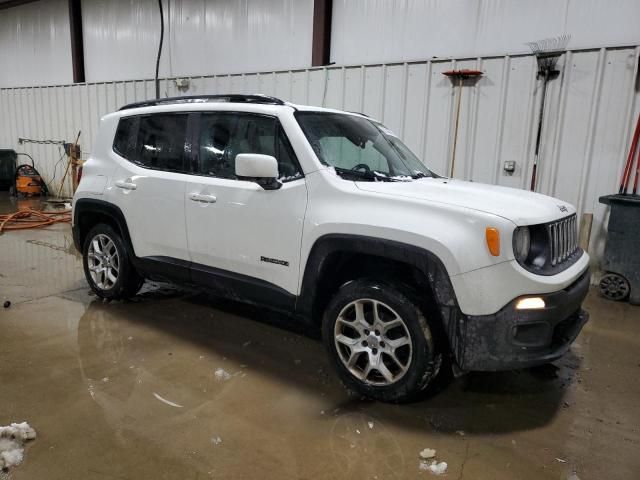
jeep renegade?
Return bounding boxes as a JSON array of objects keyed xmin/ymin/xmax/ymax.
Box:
[{"xmin": 73, "ymin": 94, "xmax": 590, "ymax": 402}]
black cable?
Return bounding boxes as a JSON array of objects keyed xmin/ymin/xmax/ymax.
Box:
[
  {"xmin": 16, "ymin": 152, "xmax": 35, "ymax": 167},
  {"xmin": 155, "ymin": 0, "xmax": 164, "ymax": 100}
]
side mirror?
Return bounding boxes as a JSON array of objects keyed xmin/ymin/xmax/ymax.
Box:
[{"xmin": 235, "ymin": 153, "xmax": 281, "ymax": 190}]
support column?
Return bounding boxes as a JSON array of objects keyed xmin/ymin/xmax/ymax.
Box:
[
  {"xmin": 312, "ymin": 0, "xmax": 333, "ymax": 67},
  {"xmin": 68, "ymin": 0, "xmax": 85, "ymax": 83}
]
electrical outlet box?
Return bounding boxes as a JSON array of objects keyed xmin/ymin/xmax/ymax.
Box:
[
  {"xmin": 174, "ymin": 78, "xmax": 190, "ymax": 90},
  {"xmin": 503, "ymin": 161, "xmax": 516, "ymax": 173}
]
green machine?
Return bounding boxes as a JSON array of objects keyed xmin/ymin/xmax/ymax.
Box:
[{"xmin": 0, "ymin": 149, "xmax": 17, "ymax": 190}]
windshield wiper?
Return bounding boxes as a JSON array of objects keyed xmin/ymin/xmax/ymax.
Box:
[
  {"xmin": 333, "ymin": 167, "xmax": 396, "ymax": 182},
  {"xmin": 411, "ymin": 171, "xmax": 430, "ymax": 179}
]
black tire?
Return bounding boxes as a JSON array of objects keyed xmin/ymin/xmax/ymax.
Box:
[
  {"xmin": 322, "ymin": 279, "xmax": 440, "ymax": 403},
  {"xmin": 82, "ymin": 223, "xmax": 144, "ymax": 299}
]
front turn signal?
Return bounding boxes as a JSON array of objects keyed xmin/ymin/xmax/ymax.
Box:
[{"xmin": 485, "ymin": 227, "xmax": 500, "ymax": 256}]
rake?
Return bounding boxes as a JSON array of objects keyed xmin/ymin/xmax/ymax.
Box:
[{"xmin": 526, "ymin": 34, "xmax": 571, "ymax": 191}]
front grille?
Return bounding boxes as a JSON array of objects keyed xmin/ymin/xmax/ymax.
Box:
[{"xmin": 547, "ymin": 214, "xmax": 578, "ymax": 266}]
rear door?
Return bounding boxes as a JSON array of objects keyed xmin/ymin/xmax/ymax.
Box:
[
  {"xmin": 109, "ymin": 113, "xmax": 192, "ymax": 269},
  {"xmin": 184, "ymin": 111, "xmax": 307, "ymax": 301}
]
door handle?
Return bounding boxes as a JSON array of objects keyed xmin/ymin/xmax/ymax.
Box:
[
  {"xmin": 115, "ymin": 180, "xmax": 137, "ymax": 190},
  {"xmin": 189, "ymin": 193, "xmax": 217, "ymax": 203}
]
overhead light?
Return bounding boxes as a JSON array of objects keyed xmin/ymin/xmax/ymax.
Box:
[{"xmin": 515, "ymin": 297, "xmax": 546, "ymax": 310}]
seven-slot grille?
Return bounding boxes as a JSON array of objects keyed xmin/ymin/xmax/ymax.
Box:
[{"xmin": 547, "ymin": 214, "xmax": 578, "ymax": 266}]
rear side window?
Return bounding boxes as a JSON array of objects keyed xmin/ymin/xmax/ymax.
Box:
[
  {"xmin": 113, "ymin": 117, "xmax": 137, "ymax": 159},
  {"xmin": 113, "ymin": 114, "xmax": 188, "ymax": 173}
]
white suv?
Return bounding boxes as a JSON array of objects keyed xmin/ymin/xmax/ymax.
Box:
[{"xmin": 72, "ymin": 94, "xmax": 590, "ymax": 402}]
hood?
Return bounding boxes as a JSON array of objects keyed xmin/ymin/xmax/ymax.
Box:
[{"xmin": 355, "ymin": 178, "xmax": 575, "ymax": 225}]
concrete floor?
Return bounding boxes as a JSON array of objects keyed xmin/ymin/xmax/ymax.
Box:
[{"xmin": 1, "ymin": 193, "xmax": 639, "ymax": 480}]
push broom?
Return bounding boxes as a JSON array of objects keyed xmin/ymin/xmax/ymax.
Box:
[{"xmin": 442, "ymin": 69, "xmax": 483, "ymax": 178}]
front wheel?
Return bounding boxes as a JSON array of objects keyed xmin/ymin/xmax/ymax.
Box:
[
  {"xmin": 322, "ymin": 279, "xmax": 440, "ymax": 403},
  {"xmin": 82, "ymin": 224, "xmax": 144, "ymax": 299}
]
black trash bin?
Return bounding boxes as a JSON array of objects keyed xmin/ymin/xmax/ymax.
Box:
[{"xmin": 598, "ymin": 194, "xmax": 640, "ymax": 304}]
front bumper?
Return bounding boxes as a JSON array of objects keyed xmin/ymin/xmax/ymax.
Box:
[{"xmin": 458, "ymin": 268, "xmax": 590, "ymax": 371}]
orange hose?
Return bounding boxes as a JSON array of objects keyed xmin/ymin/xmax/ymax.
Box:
[{"xmin": 0, "ymin": 208, "xmax": 71, "ymax": 234}]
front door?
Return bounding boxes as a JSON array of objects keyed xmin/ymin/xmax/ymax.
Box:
[{"xmin": 184, "ymin": 112, "xmax": 307, "ymax": 300}]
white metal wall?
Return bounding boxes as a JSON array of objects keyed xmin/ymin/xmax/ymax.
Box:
[
  {"xmin": 0, "ymin": 0, "xmax": 73, "ymax": 87},
  {"xmin": 331, "ymin": 0, "xmax": 640, "ymax": 65},
  {"xmin": 81, "ymin": 0, "xmax": 314, "ymax": 82},
  {"xmin": 0, "ymin": 46, "xmax": 639, "ymax": 270}
]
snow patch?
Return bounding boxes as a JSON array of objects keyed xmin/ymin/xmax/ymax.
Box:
[
  {"xmin": 214, "ymin": 368, "xmax": 232, "ymax": 382},
  {"xmin": 0, "ymin": 422, "xmax": 36, "ymax": 470},
  {"xmin": 419, "ymin": 448, "xmax": 436, "ymax": 460},
  {"xmin": 419, "ymin": 460, "xmax": 447, "ymax": 475}
]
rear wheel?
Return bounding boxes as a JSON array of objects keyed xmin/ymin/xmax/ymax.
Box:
[
  {"xmin": 83, "ymin": 224, "xmax": 143, "ymax": 299},
  {"xmin": 322, "ymin": 279, "xmax": 440, "ymax": 403}
]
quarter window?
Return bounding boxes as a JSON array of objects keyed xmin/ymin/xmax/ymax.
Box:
[{"xmin": 112, "ymin": 114, "xmax": 189, "ymax": 173}]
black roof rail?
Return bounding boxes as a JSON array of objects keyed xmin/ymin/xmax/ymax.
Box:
[{"xmin": 119, "ymin": 94, "xmax": 286, "ymax": 111}]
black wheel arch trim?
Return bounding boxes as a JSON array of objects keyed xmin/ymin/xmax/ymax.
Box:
[
  {"xmin": 73, "ymin": 198, "xmax": 136, "ymax": 256},
  {"xmin": 296, "ymin": 234, "xmax": 467, "ymax": 363}
]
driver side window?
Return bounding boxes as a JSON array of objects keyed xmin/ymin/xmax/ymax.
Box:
[{"xmin": 196, "ymin": 113, "xmax": 302, "ymax": 181}]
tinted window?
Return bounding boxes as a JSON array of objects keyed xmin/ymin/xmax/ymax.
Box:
[
  {"xmin": 135, "ymin": 115, "xmax": 188, "ymax": 172},
  {"xmin": 113, "ymin": 114, "xmax": 188, "ymax": 173},
  {"xmin": 197, "ymin": 113, "xmax": 302, "ymax": 181},
  {"xmin": 113, "ymin": 117, "xmax": 137, "ymax": 159}
]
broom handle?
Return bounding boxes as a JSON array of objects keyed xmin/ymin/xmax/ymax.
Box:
[
  {"xmin": 633, "ymin": 146, "xmax": 640, "ymax": 195},
  {"xmin": 449, "ymin": 77, "xmax": 463, "ymax": 178},
  {"xmin": 531, "ymin": 73, "xmax": 550, "ymax": 191},
  {"xmin": 621, "ymin": 113, "xmax": 640, "ymax": 194}
]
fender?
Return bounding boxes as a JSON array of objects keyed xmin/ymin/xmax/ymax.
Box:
[
  {"xmin": 295, "ymin": 234, "xmax": 467, "ymax": 363},
  {"xmin": 73, "ymin": 198, "xmax": 135, "ymax": 255}
]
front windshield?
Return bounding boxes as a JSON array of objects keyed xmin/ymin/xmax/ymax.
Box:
[{"xmin": 295, "ymin": 112, "xmax": 435, "ymax": 181}]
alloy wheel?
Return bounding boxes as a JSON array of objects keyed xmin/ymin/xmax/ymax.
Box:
[
  {"xmin": 334, "ymin": 298, "xmax": 413, "ymax": 386},
  {"xmin": 87, "ymin": 233, "xmax": 120, "ymax": 290}
]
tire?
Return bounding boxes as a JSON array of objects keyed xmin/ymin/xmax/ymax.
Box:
[
  {"xmin": 598, "ymin": 272, "xmax": 630, "ymax": 301},
  {"xmin": 322, "ymin": 279, "xmax": 440, "ymax": 403},
  {"xmin": 82, "ymin": 223, "xmax": 144, "ymax": 299}
]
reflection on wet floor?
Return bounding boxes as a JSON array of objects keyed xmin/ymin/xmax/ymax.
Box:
[{"xmin": 1, "ymin": 194, "xmax": 640, "ymax": 479}]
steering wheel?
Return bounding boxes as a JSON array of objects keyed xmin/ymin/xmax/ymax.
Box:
[{"xmin": 351, "ymin": 163, "xmax": 371, "ymax": 172}]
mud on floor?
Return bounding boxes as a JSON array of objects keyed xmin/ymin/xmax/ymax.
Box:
[{"xmin": 1, "ymin": 196, "xmax": 639, "ymax": 479}]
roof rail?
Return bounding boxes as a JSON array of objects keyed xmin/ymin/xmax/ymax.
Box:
[{"xmin": 119, "ymin": 94, "xmax": 285, "ymax": 111}]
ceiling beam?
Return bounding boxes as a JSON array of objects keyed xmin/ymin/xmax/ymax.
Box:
[{"xmin": 0, "ymin": 0, "xmax": 40, "ymax": 10}]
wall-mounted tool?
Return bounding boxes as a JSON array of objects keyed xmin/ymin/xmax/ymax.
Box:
[
  {"xmin": 619, "ymin": 113, "xmax": 640, "ymax": 195},
  {"xmin": 57, "ymin": 131, "xmax": 82, "ymax": 198},
  {"xmin": 442, "ymin": 69, "xmax": 483, "ymax": 178},
  {"xmin": 526, "ymin": 34, "xmax": 571, "ymax": 191}
]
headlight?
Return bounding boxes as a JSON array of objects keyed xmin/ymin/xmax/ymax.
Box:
[{"xmin": 513, "ymin": 226, "xmax": 530, "ymax": 262}]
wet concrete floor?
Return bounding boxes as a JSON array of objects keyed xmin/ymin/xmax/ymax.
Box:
[{"xmin": 1, "ymin": 193, "xmax": 639, "ymax": 479}]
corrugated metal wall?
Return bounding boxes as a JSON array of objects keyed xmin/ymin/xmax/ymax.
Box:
[
  {"xmin": 81, "ymin": 0, "xmax": 314, "ymax": 82},
  {"xmin": 331, "ymin": 0, "xmax": 640, "ymax": 65},
  {"xmin": 0, "ymin": 0, "xmax": 73, "ymax": 87},
  {"xmin": 1, "ymin": 46, "xmax": 639, "ymax": 270}
]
